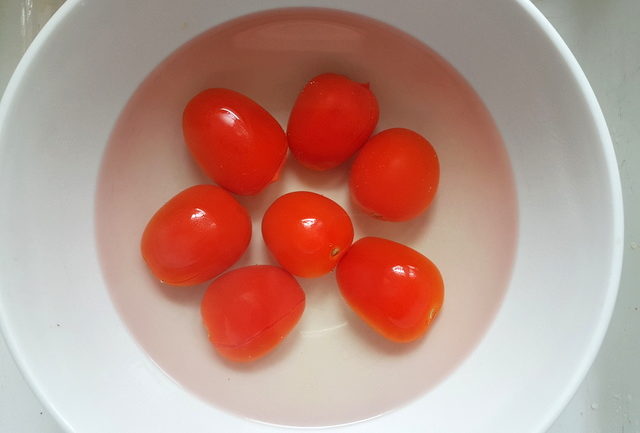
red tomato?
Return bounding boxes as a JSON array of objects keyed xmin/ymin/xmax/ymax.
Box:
[
  {"xmin": 287, "ymin": 73, "xmax": 379, "ymax": 170},
  {"xmin": 336, "ymin": 237, "xmax": 444, "ymax": 343},
  {"xmin": 201, "ymin": 265, "xmax": 305, "ymax": 362},
  {"xmin": 140, "ymin": 185, "xmax": 251, "ymax": 286},
  {"xmin": 183, "ymin": 88, "xmax": 287, "ymax": 195},
  {"xmin": 350, "ymin": 128, "xmax": 440, "ymax": 222},
  {"xmin": 262, "ymin": 191, "xmax": 354, "ymax": 278}
]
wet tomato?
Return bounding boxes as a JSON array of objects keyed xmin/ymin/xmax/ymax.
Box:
[
  {"xmin": 201, "ymin": 265, "xmax": 305, "ymax": 362},
  {"xmin": 350, "ymin": 128, "xmax": 440, "ymax": 222},
  {"xmin": 336, "ymin": 237, "xmax": 444, "ymax": 343},
  {"xmin": 183, "ymin": 88, "xmax": 287, "ymax": 195},
  {"xmin": 262, "ymin": 191, "xmax": 354, "ymax": 278},
  {"xmin": 140, "ymin": 185, "xmax": 251, "ymax": 286},
  {"xmin": 287, "ymin": 73, "xmax": 379, "ymax": 170}
]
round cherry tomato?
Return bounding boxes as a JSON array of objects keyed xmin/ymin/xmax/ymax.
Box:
[
  {"xmin": 140, "ymin": 185, "xmax": 251, "ymax": 286},
  {"xmin": 183, "ymin": 88, "xmax": 287, "ymax": 195},
  {"xmin": 201, "ymin": 265, "xmax": 306, "ymax": 362},
  {"xmin": 287, "ymin": 73, "xmax": 379, "ymax": 170},
  {"xmin": 336, "ymin": 237, "xmax": 444, "ymax": 343},
  {"xmin": 350, "ymin": 128, "xmax": 440, "ymax": 222},
  {"xmin": 262, "ymin": 191, "xmax": 354, "ymax": 278}
]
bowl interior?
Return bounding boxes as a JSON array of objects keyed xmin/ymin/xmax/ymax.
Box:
[{"xmin": 96, "ymin": 8, "xmax": 516, "ymax": 426}]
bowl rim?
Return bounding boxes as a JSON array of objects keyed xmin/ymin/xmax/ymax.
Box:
[
  {"xmin": 0, "ymin": 3, "xmax": 81, "ymax": 432},
  {"xmin": 517, "ymin": 2, "xmax": 624, "ymax": 432}
]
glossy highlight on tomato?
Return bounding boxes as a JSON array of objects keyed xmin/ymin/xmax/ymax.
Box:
[
  {"xmin": 201, "ymin": 265, "xmax": 306, "ymax": 362},
  {"xmin": 140, "ymin": 185, "xmax": 251, "ymax": 286},
  {"xmin": 262, "ymin": 191, "xmax": 354, "ymax": 278},
  {"xmin": 287, "ymin": 73, "xmax": 379, "ymax": 170},
  {"xmin": 350, "ymin": 128, "xmax": 440, "ymax": 222},
  {"xmin": 336, "ymin": 237, "xmax": 444, "ymax": 342},
  {"xmin": 183, "ymin": 88, "xmax": 287, "ymax": 195}
]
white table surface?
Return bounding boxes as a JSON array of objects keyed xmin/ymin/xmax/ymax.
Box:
[{"xmin": 1, "ymin": 1, "xmax": 638, "ymax": 432}]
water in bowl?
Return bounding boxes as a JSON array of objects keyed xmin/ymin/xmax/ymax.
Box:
[{"xmin": 96, "ymin": 8, "xmax": 517, "ymax": 427}]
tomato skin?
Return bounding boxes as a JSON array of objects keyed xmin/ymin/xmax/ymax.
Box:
[
  {"xmin": 262, "ymin": 191, "xmax": 354, "ymax": 278},
  {"xmin": 287, "ymin": 73, "xmax": 379, "ymax": 170},
  {"xmin": 336, "ymin": 237, "xmax": 444, "ymax": 343},
  {"xmin": 201, "ymin": 265, "xmax": 305, "ymax": 362},
  {"xmin": 183, "ymin": 88, "xmax": 287, "ymax": 195},
  {"xmin": 350, "ymin": 128, "xmax": 440, "ymax": 222},
  {"xmin": 140, "ymin": 185, "xmax": 251, "ymax": 286}
]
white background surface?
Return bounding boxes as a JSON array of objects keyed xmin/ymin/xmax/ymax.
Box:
[{"xmin": 0, "ymin": 0, "xmax": 638, "ymax": 432}]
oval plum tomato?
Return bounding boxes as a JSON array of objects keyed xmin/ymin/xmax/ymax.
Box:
[
  {"xmin": 201, "ymin": 265, "xmax": 306, "ymax": 362},
  {"xmin": 350, "ymin": 128, "xmax": 440, "ymax": 222},
  {"xmin": 182, "ymin": 88, "xmax": 287, "ymax": 195},
  {"xmin": 140, "ymin": 185, "xmax": 251, "ymax": 286},
  {"xmin": 287, "ymin": 73, "xmax": 379, "ymax": 170},
  {"xmin": 336, "ymin": 237, "xmax": 444, "ymax": 343},
  {"xmin": 262, "ymin": 191, "xmax": 354, "ymax": 278}
]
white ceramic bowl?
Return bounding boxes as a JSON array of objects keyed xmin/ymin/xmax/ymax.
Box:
[{"xmin": 0, "ymin": 1, "xmax": 623, "ymax": 432}]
